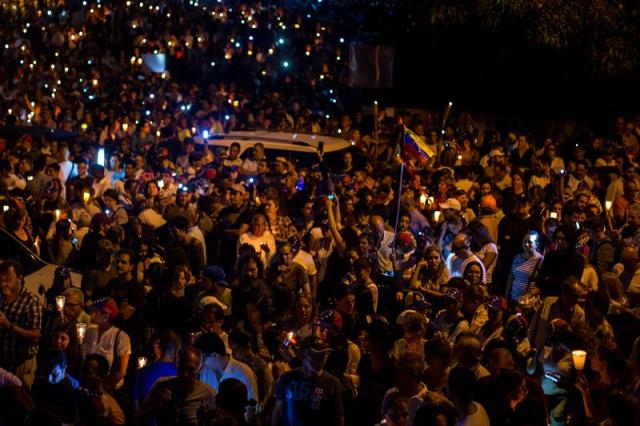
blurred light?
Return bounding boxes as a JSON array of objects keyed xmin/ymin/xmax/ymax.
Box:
[
  {"xmin": 97, "ymin": 148, "xmax": 105, "ymax": 166},
  {"xmin": 283, "ymin": 61, "xmax": 290, "ymax": 68}
]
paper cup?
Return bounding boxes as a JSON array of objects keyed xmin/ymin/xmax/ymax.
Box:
[{"xmin": 572, "ymin": 350, "xmax": 587, "ymax": 370}]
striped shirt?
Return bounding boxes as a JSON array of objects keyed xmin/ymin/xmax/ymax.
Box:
[
  {"xmin": 509, "ymin": 253, "xmax": 543, "ymax": 303},
  {"xmin": 0, "ymin": 288, "xmax": 42, "ymax": 371}
]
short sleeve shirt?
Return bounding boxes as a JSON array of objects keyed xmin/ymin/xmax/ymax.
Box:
[
  {"xmin": 275, "ymin": 368, "xmax": 344, "ymax": 426},
  {"xmin": 84, "ymin": 325, "xmax": 132, "ymax": 369},
  {"xmin": 143, "ymin": 378, "xmax": 216, "ymax": 426}
]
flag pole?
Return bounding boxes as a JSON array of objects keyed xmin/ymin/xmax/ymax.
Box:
[
  {"xmin": 440, "ymin": 101, "xmax": 453, "ymax": 145},
  {"xmin": 393, "ymin": 127, "xmax": 407, "ymax": 246}
]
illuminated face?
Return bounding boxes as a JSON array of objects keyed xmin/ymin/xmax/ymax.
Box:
[
  {"xmin": 244, "ymin": 261, "xmax": 259, "ymax": 280},
  {"xmin": 343, "ymin": 153, "xmax": 352, "ymax": 165},
  {"xmin": 266, "ymin": 200, "xmax": 278, "ymax": 215},
  {"xmin": 251, "ymin": 216, "xmax": 267, "ymax": 237},
  {"xmin": 522, "ymin": 234, "xmax": 538, "ymax": 256},
  {"xmin": 576, "ymin": 195, "xmax": 589, "ymax": 210},
  {"xmin": 426, "ymin": 251, "xmax": 441, "ymax": 270},
  {"xmin": 229, "ymin": 145, "xmax": 240, "ymax": 159},
  {"xmin": 116, "ymin": 253, "xmax": 134, "ymax": 276},
  {"xmin": 297, "ymin": 298, "xmax": 312, "ymax": 323},
  {"xmin": 53, "ymin": 331, "xmax": 70, "ymax": 352},
  {"xmin": 0, "ymin": 266, "xmax": 21, "ymax": 299},
  {"xmin": 281, "ymin": 246, "xmax": 293, "ymax": 265},
  {"xmin": 63, "ymin": 294, "xmax": 83, "ymax": 322},
  {"xmin": 464, "ymin": 264, "xmax": 483, "ymax": 285},
  {"xmin": 147, "ymin": 182, "xmax": 159, "ymax": 198},
  {"xmin": 513, "ymin": 175, "xmax": 524, "ymax": 189}
]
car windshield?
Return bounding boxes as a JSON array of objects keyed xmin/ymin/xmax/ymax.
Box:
[{"xmin": 0, "ymin": 230, "xmax": 46, "ymax": 276}]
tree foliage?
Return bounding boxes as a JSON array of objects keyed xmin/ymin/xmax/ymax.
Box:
[{"xmin": 397, "ymin": 0, "xmax": 640, "ymax": 75}]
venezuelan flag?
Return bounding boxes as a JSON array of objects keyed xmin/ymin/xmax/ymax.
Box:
[{"xmin": 403, "ymin": 127, "xmax": 435, "ymax": 165}]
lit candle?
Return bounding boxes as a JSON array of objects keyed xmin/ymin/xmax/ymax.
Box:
[
  {"xmin": 55, "ymin": 209, "xmax": 61, "ymax": 221},
  {"xmin": 55, "ymin": 295, "xmax": 65, "ymax": 312},
  {"xmin": 419, "ymin": 194, "xmax": 427, "ymax": 205},
  {"xmin": 83, "ymin": 191, "xmax": 90, "ymax": 204},
  {"xmin": 434, "ymin": 211, "xmax": 442, "ymax": 222},
  {"xmin": 157, "ymin": 179, "xmax": 165, "ymax": 189},
  {"xmin": 122, "ymin": 122, "xmax": 129, "ymax": 132},
  {"xmin": 605, "ymin": 200, "xmax": 612, "ymax": 211},
  {"xmin": 137, "ymin": 357, "xmax": 148, "ymax": 369},
  {"xmin": 2, "ymin": 205, "xmax": 9, "ymax": 213},
  {"xmin": 76, "ymin": 322, "xmax": 87, "ymax": 344},
  {"xmin": 572, "ymin": 350, "xmax": 587, "ymax": 370}
]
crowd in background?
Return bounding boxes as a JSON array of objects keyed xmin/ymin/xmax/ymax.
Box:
[{"xmin": 1, "ymin": 1, "xmax": 640, "ymax": 426}]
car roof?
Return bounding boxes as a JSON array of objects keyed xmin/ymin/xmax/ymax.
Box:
[{"xmin": 193, "ymin": 130, "xmax": 351, "ymax": 154}]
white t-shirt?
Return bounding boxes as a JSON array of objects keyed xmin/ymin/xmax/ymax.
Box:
[
  {"xmin": 458, "ymin": 402, "xmax": 490, "ymax": 426},
  {"xmin": 293, "ymin": 249, "xmax": 318, "ymax": 277},
  {"xmin": 84, "ymin": 325, "xmax": 132, "ymax": 388},
  {"xmin": 238, "ymin": 231, "xmax": 276, "ymax": 267},
  {"xmin": 446, "ymin": 253, "xmax": 486, "ymax": 282}
]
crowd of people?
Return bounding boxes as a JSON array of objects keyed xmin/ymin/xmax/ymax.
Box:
[{"xmin": 1, "ymin": 1, "xmax": 640, "ymax": 426}]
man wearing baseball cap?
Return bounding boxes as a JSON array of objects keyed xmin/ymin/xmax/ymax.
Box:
[
  {"xmin": 478, "ymin": 194, "xmax": 502, "ymax": 243},
  {"xmin": 272, "ymin": 335, "xmax": 344, "ymax": 426}
]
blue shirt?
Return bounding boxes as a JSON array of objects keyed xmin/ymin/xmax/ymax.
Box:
[{"xmin": 133, "ymin": 361, "xmax": 177, "ymax": 403}]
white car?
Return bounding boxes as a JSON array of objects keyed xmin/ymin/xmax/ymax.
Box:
[
  {"xmin": 0, "ymin": 229, "xmax": 82, "ymax": 303},
  {"xmin": 194, "ymin": 130, "xmax": 352, "ymax": 164}
]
